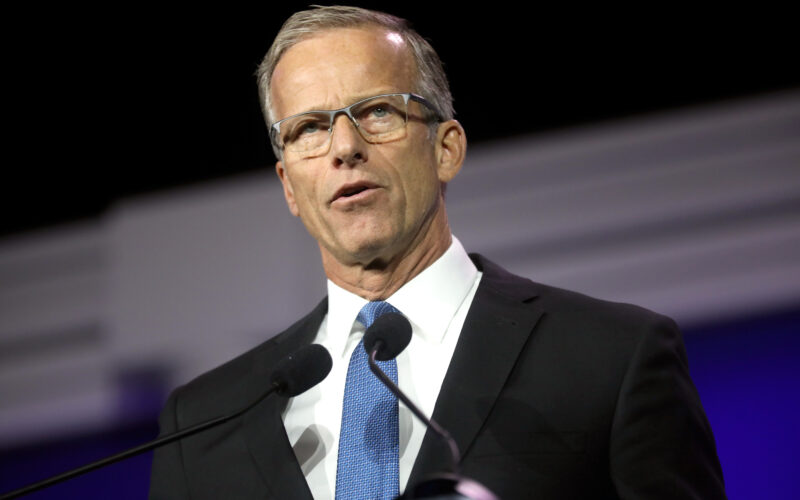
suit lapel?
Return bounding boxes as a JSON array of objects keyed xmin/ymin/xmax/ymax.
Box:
[
  {"xmin": 242, "ymin": 298, "xmax": 327, "ymax": 500},
  {"xmin": 235, "ymin": 255, "xmax": 542, "ymax": 493},
  {"xmin": 409, "ymin": 255, "xmax": 544, "ymax": 484}
]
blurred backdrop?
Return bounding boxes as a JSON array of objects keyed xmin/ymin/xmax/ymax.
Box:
[{"xmin": 1, "ymin": 2, "xmax": 798, "ymax": 499}]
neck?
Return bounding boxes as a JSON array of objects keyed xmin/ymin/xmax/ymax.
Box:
[{"xmin": 321, "ymin": 210, "xmax": 452, "ymax": 301}]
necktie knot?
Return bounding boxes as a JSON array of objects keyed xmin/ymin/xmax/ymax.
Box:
[{"xmin": 357, "ymin": 301, "xmax": 400, "ymax": 329}]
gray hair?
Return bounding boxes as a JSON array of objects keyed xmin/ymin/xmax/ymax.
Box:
[{"xmin": 256, "ymin": 5, "xmax": 454, "ymax": 157}]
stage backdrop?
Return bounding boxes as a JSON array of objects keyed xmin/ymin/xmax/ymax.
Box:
[{"xmin": 1, "ymin": 91, "xmax": 798, "ymax": 499}]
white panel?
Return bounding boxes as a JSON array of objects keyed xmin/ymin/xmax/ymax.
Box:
[{"xmin": 106, "ymin": 174, "xmax": 325, "ymax": 386}]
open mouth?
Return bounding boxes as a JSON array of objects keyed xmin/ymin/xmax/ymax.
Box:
[
  {"xmin": 332, "ymin": 182, "xmax": 378, "ymax": 202},
  {"xmin": 340, "ymin": 186, "xmax": 368, "ymax": 198}
]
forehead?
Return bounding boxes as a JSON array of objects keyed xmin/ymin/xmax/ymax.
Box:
[{"xmin": 270, "ymin": 27, "xmax": 417, "ymax": 119}]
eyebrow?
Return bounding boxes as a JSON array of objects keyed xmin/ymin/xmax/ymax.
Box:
[{"xmin": 291, "ymin": 90, "xmax": 402, "ymax": 116}]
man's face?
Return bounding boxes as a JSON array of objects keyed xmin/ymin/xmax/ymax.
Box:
[{"xmin": 271, "ymin": 27, "xmax": 455, "ymax": 269}]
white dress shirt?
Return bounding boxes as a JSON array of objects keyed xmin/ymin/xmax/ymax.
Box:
[{"xmin": 281, "ymin": 236, "xmax": 482, "ymax": 499}]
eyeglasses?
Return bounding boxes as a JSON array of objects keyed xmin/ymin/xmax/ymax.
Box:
[{"xmin": 270, "ymin": 93, "xmax": 441, "ymax": 158}]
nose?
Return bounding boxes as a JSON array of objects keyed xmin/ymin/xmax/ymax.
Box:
[{"xmin": 328, "ymin": 112, "xmax": 367, "ymax": 167}]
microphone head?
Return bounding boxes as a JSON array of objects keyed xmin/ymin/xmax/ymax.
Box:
[
  {"xmin": 363, "ymin": 312, "xmax": 412, "ymax": 361},
  {"xmin": 270, "ymin": 344, "xmax": 332, "ymax": 397}
]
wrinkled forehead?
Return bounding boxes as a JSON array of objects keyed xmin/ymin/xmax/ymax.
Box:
[{"xmin": 270, "ymin": 27, "xmax": 418, "ymax": 119}]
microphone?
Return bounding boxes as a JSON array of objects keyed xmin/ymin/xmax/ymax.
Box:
[
  {"xmin": 272, "ymin": 343, "xmax": 333, "ymax": 397},
  {"xmin": 364, "ymin": 313, "xmax": 460, "ymax": 474},
  {"xmin": 364, "ymin": 312, "xmax": 413, "ymax": 361},
  {"xmin": 0, "ymin": 344, "xmax": 332, "ymax": 500},
  {"xmin": 363, "ymin": 314, "xmax": 497, "ymax": 499}
]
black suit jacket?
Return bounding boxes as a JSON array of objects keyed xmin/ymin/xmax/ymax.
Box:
[{"xmin": 149, "ymin": 254, "xmax": 726, "ymax": 499}]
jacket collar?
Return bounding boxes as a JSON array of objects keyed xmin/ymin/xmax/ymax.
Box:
[{"xmin": 408, "ymin": 253, "xmax": 544, "ymax": 485}]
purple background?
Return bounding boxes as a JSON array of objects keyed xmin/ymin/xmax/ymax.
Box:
[{"xmin": 2, "ymin": 307, "xmax": 797, "ymax": 499}]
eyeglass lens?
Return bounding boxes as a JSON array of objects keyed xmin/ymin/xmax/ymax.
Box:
[{"xmin": 279, "ymin": 94, "xmax": 410, "ymax": 154}]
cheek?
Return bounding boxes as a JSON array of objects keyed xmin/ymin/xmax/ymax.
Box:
[
  {"xmin": 286, "ymin": 170, "xmax": 322, "ymax": 220},
  {"xmin": 291, "ymin": 165, "xmax": 321, "ymax": 200},
  {"xmin": 403, "ymin": 148, "xmax": 440, "ymax": 201}
]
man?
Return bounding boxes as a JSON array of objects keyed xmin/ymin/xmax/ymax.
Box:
[{"xmin": 150, "ymin": 6, "xmax": 726, "ymax": 499}]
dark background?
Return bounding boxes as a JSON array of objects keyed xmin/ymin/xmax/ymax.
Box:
[
  {"xmin": 1, "ymin": 5, "xmax": 798, "ymax": 498},
  {"xmin": 4, "ymin": 3, "xmax": 797, "ymax": 237}
]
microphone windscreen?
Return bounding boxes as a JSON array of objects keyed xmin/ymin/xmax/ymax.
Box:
[
  {"xmin": 270, "ymin": 344, "xmax": 332, "ymax": 397},
  {"xmin": 364, "ymin": 312, "xmax": 412, "ymax": 361}
]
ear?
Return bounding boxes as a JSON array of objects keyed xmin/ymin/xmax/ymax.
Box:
[
  {"xmin": 434, "ymin": 119, "xmax": 467, "ymax": 183},
  {"xmin": 275, "ymin": 161, "xmax": 300, "ymax": 217}
]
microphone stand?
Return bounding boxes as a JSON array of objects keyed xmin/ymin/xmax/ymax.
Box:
[
  {"xmin": 368, "ymin": 342, "xmax": 461, "ymax": 475},
  {"xmin": 368, "ymin": 342, "xmax": 498, "ymax": 500},
  {"xmin": 0, "ymin": 382, "xmax": 282, "ymax": 500}
]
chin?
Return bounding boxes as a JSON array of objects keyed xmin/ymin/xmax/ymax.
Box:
[{"xmin": 336, "ymin": 233, "xmax": 402, "ymax": 266}]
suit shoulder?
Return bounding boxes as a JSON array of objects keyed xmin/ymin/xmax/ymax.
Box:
[
  {"xmin": 535, "ymin": 280, "xmax": 676, "ymax": 330},
  {"xmin": 473, "ymin": 252, "xmax": 678, "ymax": 341},
  {"xmin": 167, "ymin": 297, "xmax": 327, "ymax": 419},
  {"xmin": 538, "ymin": 282, "xmax": 684, "ymax": 370}
]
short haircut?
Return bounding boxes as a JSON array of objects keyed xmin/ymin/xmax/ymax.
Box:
[{"xmin": 256, "ymin": 5, "xmax": 454, "ymax": 156}]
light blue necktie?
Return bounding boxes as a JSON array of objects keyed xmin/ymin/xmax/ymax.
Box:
[{"xmin": 335, "ymin": 301, "xmax": 401, "ymax": 500}]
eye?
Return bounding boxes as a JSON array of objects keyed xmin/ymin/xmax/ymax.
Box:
[
  {"xmin": 298, "ymin": 121, "xmax": 321, "ymax": 135},
  {"xmin": 285, "ymin": 117, "xmax": 327, "ymax": 142},
  {"xmin": 370, "ymin": 106, "xmax": 390, "ymax": 118},
  {"xmin": 358, "ymin": 102, "xmax": 401, "ymax": 121}
]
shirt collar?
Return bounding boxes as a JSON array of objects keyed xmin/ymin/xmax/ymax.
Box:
[{"xmin": 325, "ymin": 236, "xmax": 478, "ymax": 359}]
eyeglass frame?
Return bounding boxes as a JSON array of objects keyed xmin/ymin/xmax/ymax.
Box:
[{"xmin": 269, "ymin": 92, "xmax": 443, "ymax": 155}]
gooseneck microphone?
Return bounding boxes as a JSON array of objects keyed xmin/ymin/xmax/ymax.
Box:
[
  {"xmin": 363, "ymin": 313, "xmax": 461, "ymax": 475},
  {"xmin": 363, "ymin": 313, "xmax": 497, "ymax": 500},
  {"xmin": 0, "ymin": 344, "xmax": 332, "ymax": 500}
]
